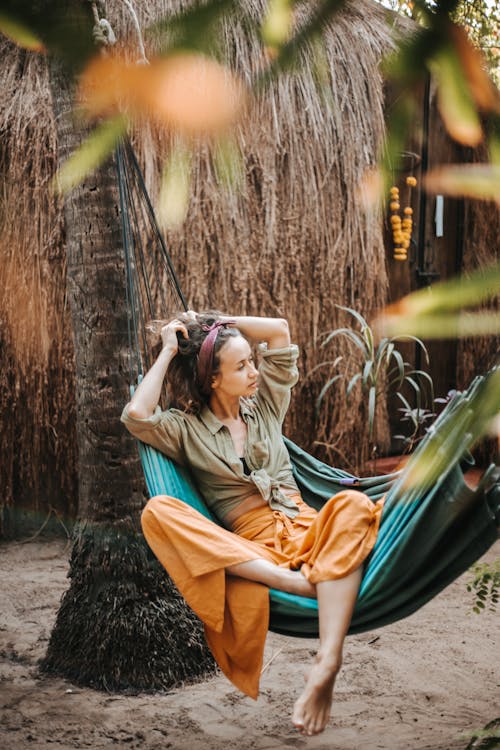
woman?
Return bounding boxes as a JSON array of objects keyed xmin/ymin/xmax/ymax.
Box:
[{"xmin": 121, "ymin": 311, "xmax": 383, "ymax": 736}]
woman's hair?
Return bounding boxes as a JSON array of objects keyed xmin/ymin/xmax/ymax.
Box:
[{"xmin": 166, "ymin": 311, "xmax": 242, "ymax": 412}]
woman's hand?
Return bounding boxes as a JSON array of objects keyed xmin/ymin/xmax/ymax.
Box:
[
  {"xmin": 160, "ymin": 319, "xmax": 188, "ymax": 354},
  {"xmin": 160, "ymin": 310, "xmax": 197, "ymax": 354}
]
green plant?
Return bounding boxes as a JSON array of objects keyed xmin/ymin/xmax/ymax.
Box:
[
  {"xmin": 467, "ymin": 559, "xmax": 500, "ymax": 614},
  {"xmin": 393, "ymin": 403, "xmax": 435, "ymax": 453},
  {"xmin": 393, "ymin": 388, "xmax": 464, "ymax": 452},
  {"xmin": 316, "ymin": 305, "xmax": 434, "ymax": 455}
]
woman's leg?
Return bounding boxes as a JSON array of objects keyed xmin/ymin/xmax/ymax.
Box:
[
  {"xmin": 226, "ymin": 559, "xmax": 316, "ymax": 598},
  {"xmin": 291, "ymin": 565, "xmax": 363, "ymax": 736}
]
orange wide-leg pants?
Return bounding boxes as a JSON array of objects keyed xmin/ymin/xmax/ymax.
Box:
[{"xmin": 141, "ymin": 491, "xmax": 383, "ymax": 698}]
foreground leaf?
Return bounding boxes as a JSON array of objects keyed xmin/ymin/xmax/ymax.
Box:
[
  {"xmin": 0, "ymin": 13, "xmax": 45, "ymax": 51},
  {"xmin": 158, "ymin": 142, "xmax": 192, "ymax": 229},
  {"xmin": 54, "ymin": 116, "xmax": 127, "ymax": 194},
  {"xmin": 380, "ymin": 311, "xmax": 500, "ymax": 340},
  {"xmin": 382, "ymin": 262, "xmax": 500, "ymax": 318},
  {"xmin": 425, "ymin": 164, "xmax": 500, "ymax": 205},
  {"xmin": 261, "ymin": 0, "xmax": 294, "ymax": 49},
  {"xmin": 431, "ymin": 39, "xmax": 483, "ymax": 147},
  {"xmin": 213, "ymin": 137, "xmax": 244, "ymax": 192},
  {"xmin": 449, "ymin": 23, "xmax": 500, "ymax": 114},
  {"xmin": 150, "ymin": 0, "xmax": 235, "ymax": 57}
]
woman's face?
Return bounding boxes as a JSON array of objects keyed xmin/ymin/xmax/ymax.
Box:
[{"xmin": 211, "ymin": 335, "xmax": 258, "ymax": 399}]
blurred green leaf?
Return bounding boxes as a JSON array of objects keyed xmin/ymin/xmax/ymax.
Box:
[
  {"xmin": 380, "ymin": 94, "xmax": 417, "ymax": 197},
  {"xmin": 490, "ymin": 129, "xmax": 500, "ymax": 166},
  {"xmin": 425, "ymin": 163, "xmax": 500, "ymax": 203},
  {"xmin": 261, "ymin": 0, "xmax": 293, "ymax": 49},
  {"xmin": 213, "ymin": 137, "xmax": 244, "ymax": 192},
  {"xmin": 256, "ymin": 0, "xmax": 348, "ymax": 88},
  {"xmin": 383, "ymin": 262, "xmax": 500, "ymax": 318},
  {"xmin": 0, "ymin": 13, "xmax": 45, "ymax": 51},
  {"xmin": 381, "ymin": 311, "xmax": 500, "ymax": 339},
  {"xmin": 431, "ymin": 40, "xmax": 483, "ymax": 146},
  {"xmin": 158, "ymin": 141, "xmax": 192, "ymax": 229},
  {"xmin": 310, "ymin": 36, "xmax": 331, "ymax": 98},
  {"xmin": 54, "ymin": 115, "xmax": 127, "ymax": 195},
  {"xmin": 378, "ymin": 25, "xmax": 439, "ymax": 185},
  {"xmin": 383, "ymin": 27, "xmax": 438, "ymax": 86},
  {"xmin": 0, "ymin": 1, "xmax": 94, "ymax": 71},
  {"xmin": 448, "ymin": 22, "xmax": 500, "ymax": 114},
  {"xmin": 149, "ymin": 0, "xmax": 235, "ymax": 58}
]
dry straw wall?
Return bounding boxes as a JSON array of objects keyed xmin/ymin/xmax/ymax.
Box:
[
  {"xmin": 0, "ymin": 44, "xmax": 77, "ymax": 529},
  {"xmin": 457, "ymin": 141, "xmax": 500, "ymax": 466},
  {"xmin": 1, "ymin": 0, "xmax": 397, "ymax": 526}
]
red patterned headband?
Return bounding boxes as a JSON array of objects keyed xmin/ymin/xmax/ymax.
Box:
[{"xmin": 197, "ymin": 319, "xmax": 236, "ymax": 396}]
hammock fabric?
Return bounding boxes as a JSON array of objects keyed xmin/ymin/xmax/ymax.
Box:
[{"xmin": 118, "ymin": 140, "xmax": 499, "ymax": 639}]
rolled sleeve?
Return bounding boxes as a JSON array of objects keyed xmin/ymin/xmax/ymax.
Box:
[
  {"xmin": 121, "ymin": 404, "xmax": 185, "ymax": 465},
  {"xmin": 255, "ymin": 344, "xmax": 299, "ymax": 422}
]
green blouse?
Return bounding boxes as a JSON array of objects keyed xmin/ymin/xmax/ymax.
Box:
[{"xmin": 121, "ymin": 345, "xmax": 302, "ymax": 521}]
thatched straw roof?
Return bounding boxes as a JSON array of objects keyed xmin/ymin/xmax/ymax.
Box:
[{"xmin": 1, "ymin": 0, "xmax": 400, "ymax": 523}]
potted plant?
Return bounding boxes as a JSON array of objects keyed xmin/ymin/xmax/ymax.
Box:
[{"xmin": 315, "ymin": 305, "xmax": 434, "ymax": 473}]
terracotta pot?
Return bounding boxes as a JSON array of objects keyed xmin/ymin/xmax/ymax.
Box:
[{"xmin": 365, "ymin": 454, "xmax": 409, "ymax": 475}]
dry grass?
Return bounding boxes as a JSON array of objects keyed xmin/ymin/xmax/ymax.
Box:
[
  {"xmin": 1, "ymin": 0, "xmax": 401, "ymax": 523},
  {"xmin": 0, "ymin": 42, "xmax": 76, "ymax": 524}
]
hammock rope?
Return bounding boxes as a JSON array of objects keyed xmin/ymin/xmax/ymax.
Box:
[
  {"xmin": 116, "ymin": 140, "xmax": 188, "ymax": 381},
  {"xmin": 117, "ymin": 141, "xmax": 499, "ymax": 638}
]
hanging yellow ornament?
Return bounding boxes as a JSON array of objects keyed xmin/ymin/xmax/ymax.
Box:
[{"xmin": 389, "ymin": 176, "xmax": 417, "ymax": 261}]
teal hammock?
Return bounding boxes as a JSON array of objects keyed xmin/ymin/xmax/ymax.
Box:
[{"xmin": 118, "ymin": 140, "xmax": 499, "ymax": 639}]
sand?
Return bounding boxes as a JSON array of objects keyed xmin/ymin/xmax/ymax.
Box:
[{"xmin": 0, "ymin": 537, "xmax": 498, "ymax": 750}]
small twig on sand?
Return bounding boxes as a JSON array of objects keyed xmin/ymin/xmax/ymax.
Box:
[{"xmin": 260, "ymin": 646, "xmax": 284, "ymax": 675}]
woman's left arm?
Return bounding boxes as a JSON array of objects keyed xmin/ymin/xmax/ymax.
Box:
[{"xmin": 220, "ymin": 315, "xmax": 291, "ymax": 349}]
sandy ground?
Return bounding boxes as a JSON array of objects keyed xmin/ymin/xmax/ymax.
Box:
[{"xmin": 0, "ymin": 538, "xmax": 498, "ymax": 750}]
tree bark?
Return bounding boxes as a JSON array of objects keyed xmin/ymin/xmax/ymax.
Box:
[
  {"xmin": 49, "ymin": 65, "xmax": 144, "ymax": 525},
  {"xmin": 41, "ymin": 51, "xmax": 215, "ymax": 690}
]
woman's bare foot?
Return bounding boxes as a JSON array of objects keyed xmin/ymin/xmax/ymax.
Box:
[{"xmin": 291, "ymin": 652, "xmax": 341, "ymax": 735}]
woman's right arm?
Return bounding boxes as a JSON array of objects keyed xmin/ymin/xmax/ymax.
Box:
[{"xmin": 126, "ymin": 318, "xmax": 188, "ymax": 419}]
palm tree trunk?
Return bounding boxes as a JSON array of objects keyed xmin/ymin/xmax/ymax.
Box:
[{"xmin": 41, "ymin": 52, "xmax": 215, "ymax": 690}]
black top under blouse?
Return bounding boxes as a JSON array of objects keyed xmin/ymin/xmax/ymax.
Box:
[{"xmin": 240, "ymin": 457, "xmax": 252, "ymax": 476}]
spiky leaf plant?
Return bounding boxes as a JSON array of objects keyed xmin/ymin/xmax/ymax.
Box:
[{"xmin": 316, "ymin": 305, "xmax": 433, "ymax": 457}]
